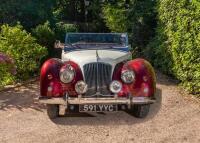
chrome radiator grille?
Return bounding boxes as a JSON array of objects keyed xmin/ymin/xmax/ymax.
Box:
[{"xmin": 83, "ymin": 62, "xmax": 112, "ymax": 96}]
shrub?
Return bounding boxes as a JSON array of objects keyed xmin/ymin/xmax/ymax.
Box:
[
  {"xmin": 0, "ymin": 24, "xmax": 47, "ymax": 80},
  {"xmin": 147, "ymin": 0, "xmax": 200, "ymax": 94},
  {"xmin": 0, "ymin": 53, "xmax": 16, "ymax": 87},
  {"xmin": 32, "ymin": 21, "xmax": 56, "ymax": 57},
  {"xmin": 55, "ymin": 22, "xmax": 78, "ymax": 42},
  {"xmin": 102, "ymin": 1, "xmax": 157, "ymax": 55},
  {"xmin": 103, "ymin": 4, "xmax": 127, "ymax": 33}
]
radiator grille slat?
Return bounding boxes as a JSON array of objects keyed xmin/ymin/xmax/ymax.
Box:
[{"xmin": 83, "ymin": 63, "xmax": 112, "ymax": 96}]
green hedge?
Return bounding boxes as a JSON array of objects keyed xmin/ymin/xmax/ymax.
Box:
[
  {"xmin": 0, "ymin": 24, "xmax": 47, "ymax": 80},
  {"xmin": 146, "ymin": 0, "xmax": 200, "ymax": 95}
]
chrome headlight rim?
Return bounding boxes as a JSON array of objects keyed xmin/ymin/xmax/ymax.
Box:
[
  {"xmin": 60, "ymin": 64, "xmax": 75, "ymax": 84},
  {"xmin": 75, "ymin": 80, "xmax": 88, "ymax": 94},
  {"xmin": 121, "ymin": 69, "xmax": 135, "ymax": 84},
  {"xmin": 109, "ymin": 80, "xmax": 122, "ymax": 94}
]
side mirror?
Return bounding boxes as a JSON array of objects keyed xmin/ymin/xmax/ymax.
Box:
[{"xmin": 54, "ymin": 40, "xmax": 64, "ymax": 49}]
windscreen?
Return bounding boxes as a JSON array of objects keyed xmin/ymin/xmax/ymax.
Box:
[{"xmin": 64, "ymin": 33, "xmax": 129, "ymax": 52}]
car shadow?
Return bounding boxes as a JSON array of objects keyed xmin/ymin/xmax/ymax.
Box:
[
  {"xmin": 156, "ymin": 70, "xmax": 179, "ymax": 86},
  {"xmin": 51, "ymin": 88, "xmax": 162, "ymax": 126},
  {"xmin": 0, "ymin": 82, "xmax": 46, "ymax": 112},
  {"xmin": 0, "ymin": 81, "xmax": 162, "ymax": 125}
]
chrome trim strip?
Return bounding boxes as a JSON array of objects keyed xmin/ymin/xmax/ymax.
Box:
[{"xmin": 96, "ymin": 50, "xmax": 99, "ymax": 92}]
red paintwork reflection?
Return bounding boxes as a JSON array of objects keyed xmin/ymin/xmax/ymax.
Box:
[
  {"xmin": 122, "ymin": 58, "xmax": 156, "ymax": 97},
  {"xmin": 41, "ymin": 58, "xmax": 155, "ymax": 98},
  {"xmin": 40, "ymin": 58, "xmax": 64, "ymax": 97},
  {"xmin": 112, "ymin": 59, "xmax": 156, "ymax": 97},
  {"xmin": 49, "ymin": 81, "xmax": 63, "ymax": 97},
  {"xmin": 40, "ymin": 59, "xmax": 83, "ymax": 97}
]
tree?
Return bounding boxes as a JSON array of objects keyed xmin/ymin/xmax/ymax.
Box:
[
  {"xmin": 103, "ymin": 0, "xmax": 157, "ymax": 53},
  {"xmin": 0, "ymin": 0, "xmax": 56, "ymax": 30}
]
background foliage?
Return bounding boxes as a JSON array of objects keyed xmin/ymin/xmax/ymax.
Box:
[
  {"xmin": 0, "ymin": 24, "xmax": 47, "ymax": 80},
  {"xmin": 146, "ymin": 0, "xmax": 200, "ymax": 94},
  {"xmin": 0, "ymin": 0, "xmax": 56, "ymax": 30},
  {"xmin": 0, "ymin": 0, "xmax": 199, "ymax": 95},
  {"xmin": 103, "ymin": 0, "xmax": 157, "ymax": 53}
]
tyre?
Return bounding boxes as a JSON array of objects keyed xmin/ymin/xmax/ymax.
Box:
[
  {"xmin": 47, "ymin": 104, "xmax": 59, "ymax": 119},
  {"xmin": 128, "ymin": 104, "xmax": 150, "ymax": 118}
]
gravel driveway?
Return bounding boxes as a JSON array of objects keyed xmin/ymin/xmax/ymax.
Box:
[{"xmin": 0, "ymin": 72, "xmax": 199, "ymax": 143}]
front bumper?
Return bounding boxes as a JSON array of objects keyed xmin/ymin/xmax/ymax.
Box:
[
  {"xmin": 39, "ymin": 95, "xmax": 155, "ymax": 115},
  {"xmin": 39, "ymin": 96, "xmax": 155, "ymax": 106}
]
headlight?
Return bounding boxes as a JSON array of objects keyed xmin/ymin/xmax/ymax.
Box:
[
  {"xmin": 75, "ymin": 81, "xmax": 88, "ymax": 94},
  {"xmin": 109, "ymin": 80, "xmax": 122, "ymax": 94},
  {"xmin": 60, "ymin": 64, "xmax": 75, "ymax": 83},
  {"xmin": 121, "ymin": 70, "xmax": 135, "ymax": 83}
]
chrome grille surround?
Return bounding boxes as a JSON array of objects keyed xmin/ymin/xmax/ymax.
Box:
[{"xmin": 83, "ymin": 62, "xmax": 112, "ymax": 97}]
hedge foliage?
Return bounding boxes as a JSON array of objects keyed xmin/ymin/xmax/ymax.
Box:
[
  {"xmin": 0, "ymin": 24, "xmax": 47, "ymax": 80},
  {"xmin": 146, "ymin": 0, "xmax": 200, "ymax": 94}
]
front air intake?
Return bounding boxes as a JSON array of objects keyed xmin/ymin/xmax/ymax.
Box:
[{"xmin": 83, "ymin": 62, "xmax": 112, "ymax": 97}]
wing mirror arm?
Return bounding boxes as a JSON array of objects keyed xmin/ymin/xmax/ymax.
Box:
[
  {"xmin": 54, "ymin": 40, "xmax": 65, "ymax": 49},
  {"xmin": 131, "ymin": 46, "xmax": 138, "ymax": 55}
]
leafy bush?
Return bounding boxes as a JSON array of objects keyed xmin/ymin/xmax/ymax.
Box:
[
  {"xmin": 32, "ymin": 21, "xmax": 78, "ymax": 58},
  {"xmin": 32, "ymin": 21, "xmax": 56, "ymax": 57},
  {"xmin": 147, "ymin": 0, "xmax": 200, "ymax": 94},
  {"xmin": 0, "ymin": 53, "xmax": 16, "ymax": 87},
  {"xmin": 0, "ymin": 24, "xmax": 47, "ymax": 80},
  {"xmin": 102, "ymin": 0, "xmax": 157, "ymax": 54},
  {"xmin": 55, "ymin": 22, "xmax": 78, "ymax": 42},
  {"xmin": 103, "ymin": 4, "xmax": 127, "ymax": 33}
]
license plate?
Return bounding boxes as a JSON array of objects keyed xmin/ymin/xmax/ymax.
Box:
[{"xmin": 79, "ymin": 104, "xmax": 118, "ymax": 112}]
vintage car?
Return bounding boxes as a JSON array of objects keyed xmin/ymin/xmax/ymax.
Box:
[{"xmin": 39, "ymin": 33, "xmax": 156, "ymax": 119}]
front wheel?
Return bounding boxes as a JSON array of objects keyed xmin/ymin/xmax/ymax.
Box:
[
  {"xmin": 128, "ymin": 104, "xmax": 150, "ymax": 118},
  {"xmin": 47, "ymin": 104, "xmax": 59, "ymax": 119}
]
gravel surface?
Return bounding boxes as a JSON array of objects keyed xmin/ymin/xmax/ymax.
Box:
[{"xmin": 0, "ymin": 72, "xmax": 199, "ymax": 143}]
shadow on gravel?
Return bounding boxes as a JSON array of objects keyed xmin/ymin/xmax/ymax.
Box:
[
  {"xmin": 0, "ymin": 82, "xmax": 45, "ymax": 111},
  {"xmin": 0, "ymin": 81, "xmax": 162, "ymax": 125},
  {"xmin": 156, "ymin": 71, "xmax": 179, "ymax": 86},
  {"xmin": 51, "ymin": 88, "xmax": 162, "ymax": 126}
]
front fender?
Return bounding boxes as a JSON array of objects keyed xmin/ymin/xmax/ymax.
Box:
[
  {"xmin": 40, "ymin": 58, "xmax": 64, "ymax": 97},
  {"xmin": 123, "ymin": 58, "xmax": 156, "ymax": 97}
]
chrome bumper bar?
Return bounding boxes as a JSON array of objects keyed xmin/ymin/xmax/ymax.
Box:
[{"xmin": 39, "ymin": 96, "xmax": 155, "ymax": 105}]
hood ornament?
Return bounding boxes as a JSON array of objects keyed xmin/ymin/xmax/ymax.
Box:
[{"xmin": 96, "ymin": 50, "xmax": 100, "ymax": 62}]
